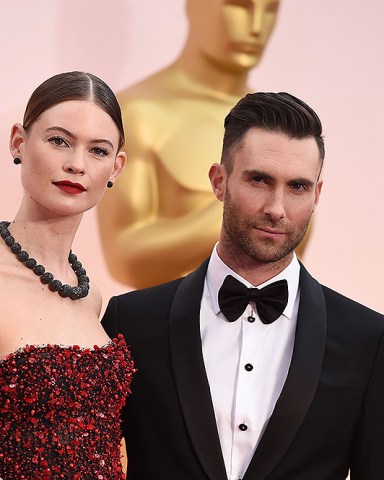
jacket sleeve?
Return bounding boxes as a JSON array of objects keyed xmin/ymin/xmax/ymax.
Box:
[{"xmin": 350, "ymin": 330, "xmax": 384, "ymax": 478}]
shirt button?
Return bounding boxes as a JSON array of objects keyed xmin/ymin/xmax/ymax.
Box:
[
  {"xmin": 245, "ymin": 363, "xmax": 253, "ymax": 371},
  {"xmin": 239, "ymin": 423, "xmax": 248, "ymax": 431},
  {"xmin": 247, "ymin": 315, "xmax": 255, "ymax": 323}
]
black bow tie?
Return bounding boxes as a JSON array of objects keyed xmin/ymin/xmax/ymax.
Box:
[{"xmin": 218, "ymin": 275, "xmax": 289, "ymax": 324}]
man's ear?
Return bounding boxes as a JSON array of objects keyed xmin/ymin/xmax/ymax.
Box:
[
  {"xmin": 312, "ymin": 179, "xmax": 323, "ymax": 213},
  {"xmin": 9, "ymin": 123, "xmax": 26, "ymax": 158},
  {"xmin": 209, "ymin": 163, "xmax": 227, "ymax": 201}
]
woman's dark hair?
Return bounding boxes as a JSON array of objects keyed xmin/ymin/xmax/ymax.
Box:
[
  {"xmin": 23, "ymin": 71, "xmax": 125, "ymax": 150},
  {"xmin": 221, "ymin": 92, "xmax": 325, "ymax": 172}
]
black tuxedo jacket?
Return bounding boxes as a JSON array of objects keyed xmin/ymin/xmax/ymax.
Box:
[{"xmin": 102, "ymin": 261, "xmax": 384, "ymax": 480}]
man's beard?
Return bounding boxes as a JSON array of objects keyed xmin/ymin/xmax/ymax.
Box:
[{"xmin": 222, "ymin": 188, "xmax": 311, "ymax": 264}]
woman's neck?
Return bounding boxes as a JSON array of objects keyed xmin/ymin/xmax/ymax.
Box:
[{"xmin": 7, "ymin": 212, "xmax": 83, "ymax": 275}]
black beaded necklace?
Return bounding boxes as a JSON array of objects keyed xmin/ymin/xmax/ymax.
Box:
[{"xmin": 0, "ymin": 221, "xmax": 90, "ymax": 300}]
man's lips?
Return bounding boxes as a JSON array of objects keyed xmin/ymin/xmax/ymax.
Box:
[
  {"xmin": 255, "ymin": 226, "xmax": 286, "ymax": 236},
  {"xmin": 53, "ymin": 180, "xmax": 86, "ymax": 194}
]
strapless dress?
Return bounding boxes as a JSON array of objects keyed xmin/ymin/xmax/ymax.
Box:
[{"xmin": 0, "ymin": 334, "xmax": 135, "ymax": 479}]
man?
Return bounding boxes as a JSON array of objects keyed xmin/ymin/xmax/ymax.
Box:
[{"xmin": 102, "ymin": 92, "xmax": 384, "ymax": 480}]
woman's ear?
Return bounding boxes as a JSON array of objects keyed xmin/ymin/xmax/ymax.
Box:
[
  {"xmin": 9, "ymin": 123, "xmax": 27, "ymax": 158},
  {"xmin": 109, "ymin": 150, "xmax": 127, "ymax": 184}
]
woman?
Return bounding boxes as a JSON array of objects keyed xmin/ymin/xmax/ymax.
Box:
[{"xmin": 0, "ymin": 71, "xmax": 135, "ymax": 478}]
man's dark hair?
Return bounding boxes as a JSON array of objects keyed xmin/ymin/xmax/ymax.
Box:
[{"xmin": 221, "ymin": 92, "xmax": 325, "ymax": 172}]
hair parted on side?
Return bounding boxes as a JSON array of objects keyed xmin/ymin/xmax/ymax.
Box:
[
  {"xmin": 22, "ymin": 71, "xmax": 125, "ymax": 150},
  {"xmin": 221, "ymin": 92, "xmax": 325, "ymax": 172}
]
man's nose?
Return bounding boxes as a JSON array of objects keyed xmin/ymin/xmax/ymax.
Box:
[{"xmin": 263, "ymin": 190, "xmax": 286, "ymax": 220}]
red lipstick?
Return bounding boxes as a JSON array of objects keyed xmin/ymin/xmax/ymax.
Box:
[{"xmin": 53, "ymin": 180, "xmax": 86, "ymax": 194}]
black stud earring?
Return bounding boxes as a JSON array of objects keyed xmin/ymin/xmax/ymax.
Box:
[
  {"xmin": 107, "ymin": 181, "xmax": 113, "ymax": 189},
  {"xmin": 13, "ymin": 157, "xmax": 21, "ymax": 165}
]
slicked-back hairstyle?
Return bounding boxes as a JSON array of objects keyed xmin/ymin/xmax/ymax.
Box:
[
  {"xmin": 23, "ymin": 71, "xmax": 125, "ymax": 150},
  {"xmin": 221, "ymin": 92, "xmax": 324, "ymax": 172}
]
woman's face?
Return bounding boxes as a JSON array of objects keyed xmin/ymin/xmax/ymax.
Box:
[
  {"xmin": 10, "ymin": 100, "xmax": 126, "ymax": 218},
  {"xmin": 188, "ymin": 0, "xmax": 280, "ymax": 72}
]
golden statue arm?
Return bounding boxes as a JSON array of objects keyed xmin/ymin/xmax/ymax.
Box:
[{"xmin": 97, "ymin": 152, "xmax": 222, "ymax": 289}]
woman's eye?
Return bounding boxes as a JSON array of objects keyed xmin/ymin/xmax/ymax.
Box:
[
  {"xmin": 91, "ymin": 147, "xmax": 109, "ymax": 157},
  {"xmin": 48, "ymin": 136, "xmax": 68, "ymax": 147}
]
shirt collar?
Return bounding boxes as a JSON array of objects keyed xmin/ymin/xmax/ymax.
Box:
[{"xmin": 206, "ymin": 243, "xmax": 300, "ymax": 320}]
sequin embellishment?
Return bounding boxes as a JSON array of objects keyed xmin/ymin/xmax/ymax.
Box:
[{"xmin": 0, "ymin": 334, "xmax": 135, "ymax": 479}]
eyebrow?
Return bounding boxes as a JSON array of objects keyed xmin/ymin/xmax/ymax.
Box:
[
  {"xmin": 243, "ymin": 169, "xmax": 274, "ymax": 182},
  {"xmin": 243, "ymin": 169, "xmax": 316, "ymax": 187},
  {"xmin": 44, "ymin": 126, "xmax": 115, "ymax": 150}
]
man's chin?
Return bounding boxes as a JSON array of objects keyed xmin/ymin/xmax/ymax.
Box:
[{"xmin": 246, "ymin": 244, "xmax": 294, "ymax": 265}]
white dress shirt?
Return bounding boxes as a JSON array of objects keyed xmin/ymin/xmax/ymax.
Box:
[{"xmin": 200, "ymin": 246, "xmax": 300, "ymax": 480}]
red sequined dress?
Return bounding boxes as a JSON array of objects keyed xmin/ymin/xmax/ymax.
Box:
[{"xmin": 0, "ymin": 334, "xmax": 135, "ymax": 479}]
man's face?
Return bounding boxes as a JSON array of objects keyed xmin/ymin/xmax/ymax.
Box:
[
  {"xmin": 188, "ymin": 0, "xmax": 280, "ymax": 72},
  {"xmin": 210, "ymin": 128, "xmax": 322, "ymax": 267}
]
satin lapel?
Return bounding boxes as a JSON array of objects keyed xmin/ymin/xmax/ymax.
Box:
[
  {"xmin": 243, "ymin": 264, "xmax": 327, "ymax": 480},
  {"xmin": 169, "ymin": 259, "xmax": 227, "ymax": 480}
]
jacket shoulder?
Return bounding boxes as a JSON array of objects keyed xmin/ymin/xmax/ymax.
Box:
[
  {"xmin": 113, "ymin": 277, "xmax": 183, "ymax": 312},
  {"xmin": 321, "ymin": 284, "xmax": 384, "ymax": 339},
  {"xmin": 300, "ymin": 262, "xmax": 384, "ymax": 332},
  {"xmin": 322, "ymin": 284, "xmax": 382, "ymax": 317}
]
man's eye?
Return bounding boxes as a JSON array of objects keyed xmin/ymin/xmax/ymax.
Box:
[
  {"xmin": 252, "ymin": 176, "xmax": 265, "ymax": 183},
  {"xmin": 291, "ymin": 183, "xmax": 306, "ymax": 191}
]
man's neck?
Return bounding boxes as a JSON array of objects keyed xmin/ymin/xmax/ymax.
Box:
[{"xmin": 216, "ymin": 244, "xmax": 294, "ymax": 287}]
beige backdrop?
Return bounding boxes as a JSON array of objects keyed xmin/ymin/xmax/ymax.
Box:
[{"xmin": 1, "ymin": 1, "xmax": 383, "ymax": 314}]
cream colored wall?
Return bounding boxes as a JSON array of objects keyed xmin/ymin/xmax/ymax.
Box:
[{"xmin": 0, "ymin": 0, "xmax": 383, "ymax": 314}]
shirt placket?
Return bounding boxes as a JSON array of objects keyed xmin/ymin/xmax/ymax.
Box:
[{"xmin": 230, "ymin": 306, "xmax": 261, "ymax": 479}]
